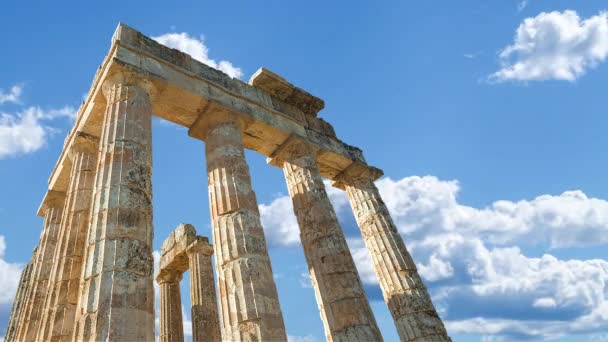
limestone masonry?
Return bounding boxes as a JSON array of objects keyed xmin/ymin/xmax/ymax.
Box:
[{"xmin": 5, "ymin": 23, "xmax": 450, "ymax": 341}]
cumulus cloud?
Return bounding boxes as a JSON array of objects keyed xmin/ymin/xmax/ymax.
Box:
[
  {"xmin": 490, "ymin": 10, "xmax": 608, "ymax": 82},
  {"xmin": 153, "ymin": 33, "xmax": 243, "ymax": 79},
  {"xmin": 0, "ymin": 106, "xmax": 76, "ymax": 159},
  {"xmin": 0, "ymin": 85, "xmax": 22, "ymax": 104},
  {"xmin": 0, "ymin": 236, "xmax": 22, "ymax": 306},
  {"xmin": 258, "ymin": 175, "xmax": 608, "ymax": 339}
]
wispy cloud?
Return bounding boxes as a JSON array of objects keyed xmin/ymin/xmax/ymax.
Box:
[
  {"xmin": 153, "ymin": 32, "xmax": 243, "ymax": 79},
  {"xmin": 490, "ymin": 10, "xmax": 608, "ymax": 82},
  {"xmin": 0, "ymin": 85, "xmax": 22, "ymax": 104},
  {"xmin": 517, "ymin": 0, "xmax": 528, "ymax": 12}
]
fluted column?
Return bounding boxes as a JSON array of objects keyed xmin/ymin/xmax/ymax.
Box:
[
  {"xmin": 192, "ymin": 109, "xmax": 287, "ymax": 341},
  {"xmin": 157, "ymin": 269, "xmax": 185, "ymax": 342},
  {"xmin": 270, "ymin": 137, "xmax": 382, "ymax": 342},
  {"xmin": 186, "ymin": 238, "xmax": 220, "ymax": 342},
  {"xmin": 38, "ymin": 134, "xmax": 99, "ymax": 342},
  {"xmin": 335, "ymin": 164, "xmax": 450, "ymax": 341},
  {"xmin": 72, "ymin": 74, "xmax": 155, "ymax": 341},
  {"xmin": 4, "ymin": 249, "xmax": 36, "ymax": 342},
  {"xmin": 14, "ymin": 191, "xmax": 65, "ymax": 342}
]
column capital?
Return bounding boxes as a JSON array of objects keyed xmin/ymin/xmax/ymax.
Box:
[
  {"xmin": 36, "ymin": 190, "xmax": 66, "ymax": 217},
  {"xmin": 331, "ymin": 161, "xmax": 384, "ymax": 190},
  {"xmin": 101, "ymin": 71, "xmax": 156, "ymax": 103},
  {"xmin": 156, "ymin": 268, "xmax": 183, "ymax": 285},
  {"xmin": 188, "ymin": 101, "xmax": 242, "ymax": 140},
  {"xmin": 186, "ymin": 237, "xmax": 214, "ymax": 257},
  {"xmin": 67, "ymin": 131, "xmax": 99, "ymax": 161},
  {"xmin": 267, "ymin": 134, "xmax": 319, "ymax": 168}
]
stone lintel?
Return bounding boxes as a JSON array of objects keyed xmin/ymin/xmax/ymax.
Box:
[
  {"xmin": 186, "ymin": 237, "xmax": 213, "ymax": 256},
  {"xmin": 41, "ymin": 23, "xmax": 378, "ymax": 209},
  {"xmin": 249, "ymin": 67, "xmax": 325, "ymax": 117},
  {"xmin": 331, "ymin": 161, "xmax": 384, "ymax": 190},
  {"xmin": 36, "ymin": 190, "xmax": 66, "ymax": 217},
  {"xmin": 159, "ymin": 224, "xmax": 198, "ymax": 274}
]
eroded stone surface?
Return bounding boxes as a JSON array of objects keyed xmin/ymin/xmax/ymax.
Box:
[
  {"xmin": 157, "ymin": 269, "xmax": 184, "ymax": 342},
  {"xmin": 187, "ymin": 239, "xmax": 220, "ymax": 342},
  {"xmin": 197, "ymin": 110, "xmax": 287, "ymax": 341},
  {"xmin": 14, "ymin": 191, "xmax": 65, "ymax": 342},
  {"xmin": 336, "ymin": 163, "xmax": 451, "ymax": 342},
  {"xmin": 270, "ymin": 137, "xmax": 383, "ymax": 342},
  {"xmin": 72, "ymin": 77, "xmax": 155, "ymax": 342},
  {"xmin": 4, "ymin": 248, "xmax": 35, "ymax": 342}
]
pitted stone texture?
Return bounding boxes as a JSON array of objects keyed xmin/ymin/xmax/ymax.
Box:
[
  {"xmin": 187, "ymin": 239, "xmax": 220, "ymax": 342},
  {"xmin": 38, "ymin": 140, "xmax": 98, "ymax": 342},
  {"xmin": 5, "ymin": 249, "xmax": 35, "ymax": 342},
  {"xmin": 160, "ymin": 223, "xmax": 197, "ymax": 273},
  {"xmin": 274, "ymin": 139, "xmax": 382, "ymax": 342},
  {"xmin": 203, "ymin": 113, "xmax": 287, "ymax": 341},
  {"xmin": 72, "ymin": 80, "xmax": 155, "ymax": 342},
  {"xmin": 14, "ymin": 192, "xmax": 65, "ymax": 342},
  {"xmin": 157, "ymin": 269, "xmax": 184, "ymax": 342},
  {"xmin": 340, "ymin": 165, "xmax": 450, "ymax": 342}
]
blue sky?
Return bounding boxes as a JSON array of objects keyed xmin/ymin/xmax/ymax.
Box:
[{"xmin": 2, "ymin": 0, "xmax": 608, "ymax": 341}]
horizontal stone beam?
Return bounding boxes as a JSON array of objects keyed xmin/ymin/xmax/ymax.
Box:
[{"xmin": 39, "ymin": 22, "xmax": 381, "ymax": 213}]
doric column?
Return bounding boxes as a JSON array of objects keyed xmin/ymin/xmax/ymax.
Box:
[
  {"xmin": 334, "ymin": 163, "xmax": 451, "ymax": 342},
  {"xmin": 269, "ymin": 137, "xmax": 383, "ymax": 342},
  {"xmin": 72, "ymin": 74, "xmax": 155, "ymax": 341},
  {"xmin": 4, "ymin": 248, "xmax": 36, "ymax": 342},
  {"xmin": 38, "ymin": 133, "xmax": 99, "ymax": 341},
  {"xmin": 186, "ymin": 238, "xmax": 220, "ymax": 342},
  {"xmin": 157, "ymin": 269, "xmax": 185, "ymax": 342},
  {"xmin": 189, "ymin": 108, "xmax": 287, "ymax": 341},
  {"xmin": 14, "ymin": 190, "xmax": 65, "ymax": 342}
]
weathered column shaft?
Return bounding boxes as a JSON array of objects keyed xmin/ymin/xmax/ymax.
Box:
[
  {"xmin": 187, "ymin": 241, "xmax": 220, "ymax": 342},
  {"xmin": 203, "ymin": 112, "xmax": 287, "ymax": 341},
  {"xmin": 277, "ymin": 140, "xmax": 382, "ymax": 342},
  {"xmin": 38, "ymin": 137, "xmax": 98, "ymax": 342},
  {"xmin": 343, "ymin": 175, "xmax": 450, "ymax": 341},
  {"xmin": 4, "ymin": 249, "xmax": 35, "ymax": 342},
  {"xmin": 73, "ymin": 78, "xmax": 155, "ymax": 341},
  {"xmin": 158, "ymin": 270, "xmax": 185, "ymax": 342},
  {"xmin": 14, "ymin": 191, "xmax": 65, "ymax": 342}
]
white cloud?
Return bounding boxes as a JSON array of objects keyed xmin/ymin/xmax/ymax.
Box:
[
  {"xmin": 0, "ymin": 106, "xmax": 75, "ymax": 159},
  {"xmin": 288, "ymin": 335, "xmax": 318, "ymax": 342},
  {"xmin": 259, "ymin": 195, "xmax": 300, "ymax": 247},
  {"xmin": 258, "ymin": 175, "xmax": 608, "ymax": 339},
  {"xmin": 491, "ymin": 10, "xmax": 608, "ymax": 82},
  {"xmin": 153, "ymin": 33, "xmax": 243, "ymax": 79},
  {"xmin": 0, "ymin": 85, "xmax": 22, "ymax": 104}
]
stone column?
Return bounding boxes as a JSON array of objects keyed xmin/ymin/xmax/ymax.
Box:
[
  {"xmin": 4, "ymin": 249, "xmax": 35, "ymax": 342},
  {"xmin": 190, "ymin": 109, "xmax": 287, "ymax": 341},
  {"xmin": 157, "ymin": 269, "xmax": 185, "ymax": 342},
  {"xmin": 37, "ymin": 133, "xmax": 98, "ymax": 341},
  {"xmin": 335, "ymin": 164, "xmax": 451, "ymax": 342},
  {"xmin": 270, "ymin": 137, "xmax": 383, "ymax": 342},
  {"xmin": 14, "ymin": 191, "xmax": 65, "ymax": 342},
  {"xmin": 72, "ymin": 74, "xmax": 155, "ymax": 341},
  {"xmin": 186, "ymin": 238, "xmax": 220, "ymax": 342}
]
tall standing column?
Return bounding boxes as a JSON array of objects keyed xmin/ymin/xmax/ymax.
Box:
[
  {"xmin": 270, "ymin": 137, "xmax": 382, "ymax": 342},
  {"xmin": 190, "ymin": 109, "xmax": 287, "ymax": 341},
  {"xmin": 72, "ymin": 74, "xmax": 155, "ymax": 341},
  {"xmin": 38, "ymin": 133, "xmax": 99, "ymax": 341},
  {"xmin": 335, "ymin": 164, "xmax": 450, "ymax": 341},
  {"xmin": 157, "ymin": 269, "xmax": 185, "ymax": 342},
  {"xmin": 186, "ymin": 238, "xmax": 221, "ymax": 342},
  {"xmin": 14, "ymin": 190, "xmax": 65, "ymax": 342},
  {"xmin": 4, "ymin": 249, "xmax": 35, "ymax": 342}
]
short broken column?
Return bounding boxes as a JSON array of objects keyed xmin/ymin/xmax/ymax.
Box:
[
  {"xmin": 189, "ymin": 108, "xmax": 287, "ymax": 341},
  {"xmin": 157, "ymin": 269, "xmax": 185, "ymax": 342},
  {"xmin": 334, "ymin": 163, "xmax": 451, "ymax": 342},
  {"xmin": 73, "ymin": 74, "xmax": 155, "ymax": 341},
  {"xmin": 187, "ymin": 238, "xmax": 220, "ymax": 342},
  {"xmin": 269, "ymin": 136, "xmax": 383, "ymax": 342}
]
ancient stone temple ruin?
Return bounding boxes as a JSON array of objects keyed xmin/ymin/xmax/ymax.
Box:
[{"xmin": 5, "ymin": 23, "xmax": 450, "ymax": 341}]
